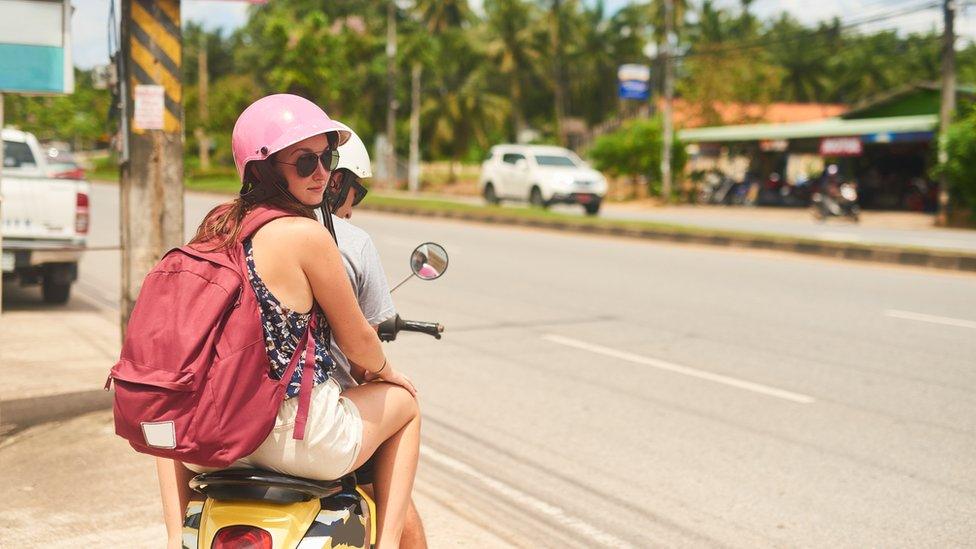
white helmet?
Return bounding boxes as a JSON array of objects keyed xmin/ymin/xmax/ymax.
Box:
[{"xmin": 334, "ymin": 122, "xmax": 372, "ymax": 179}]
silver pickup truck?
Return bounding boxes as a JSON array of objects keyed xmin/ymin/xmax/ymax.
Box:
[{"xmin": 2, "ymin": 128, "xmax": 89, "ymax": 304}]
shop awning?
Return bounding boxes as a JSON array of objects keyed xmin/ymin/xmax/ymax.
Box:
[{"xmin": 679, "ymin": 114, "xmax": 937, "ymax": 143}]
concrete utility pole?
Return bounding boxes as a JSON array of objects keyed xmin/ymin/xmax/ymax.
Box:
[
  {"xmin": 385, "ymin": 0, "xmax": 398, "ymax": 188},
  {"xmin": 119, "ymin": 0, "xmax": 184, "ymax": 331},
  {"xmin": 936, "ymin": 0, "xmax": 956, "ymax": 226},
  {"xmin": 660, "ymin": 0, "xmax": 675, "ymax": 201},
  {"xmin": 408, "ymin": 63, "xmax": 421, "ymax": 193},
  {"xmin": 550, "ymin": 0, "xmax": 567, "ymax": 146},
  {"xmin": 195, "ymin": 34, "xmax": 211, "ymax": 170}
]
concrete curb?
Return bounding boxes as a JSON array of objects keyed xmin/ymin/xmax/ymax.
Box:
[{"xmin": 362, "ymin": 203, "xmax": 976, "ymax": 273}]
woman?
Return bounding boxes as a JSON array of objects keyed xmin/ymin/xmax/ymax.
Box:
[{"xmin": 156, "ymin": 94, "xmax": 420, "ymax": 549}]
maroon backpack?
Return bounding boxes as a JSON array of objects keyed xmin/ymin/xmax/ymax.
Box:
[{"xmin": 105, "ymin": 206, "xmax": 320, "ymax": 468}]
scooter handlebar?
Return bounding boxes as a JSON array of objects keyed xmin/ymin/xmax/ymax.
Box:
[
  {"xmin": 378, "ymin": 314, "xmax": 444, "ymax": 342},
  {"xmin": 401, "ymin": 319, "xmax": 443, "ymax": 339}
]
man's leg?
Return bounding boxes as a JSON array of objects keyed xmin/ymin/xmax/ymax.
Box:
[
  {"xmin": 400, "ymin": 497, "xmax": 427, "ymax": 549},
  {"xmin": 363, "ymin": 484, "xmax": 427, "ymax": 549}
]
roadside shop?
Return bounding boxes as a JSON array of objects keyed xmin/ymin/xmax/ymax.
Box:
[{"xmin": 679, "ymin": 83, "xmax": 975, "ymax": 211}]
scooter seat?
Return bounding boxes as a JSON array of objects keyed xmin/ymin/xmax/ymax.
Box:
[{"xmin": 190, "ymin": 468, "xmax": 347, "ymax": 503}]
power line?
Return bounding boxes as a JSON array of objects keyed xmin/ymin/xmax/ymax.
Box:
[{"xmin": 676, "ymin": 0, "xmax": 941, "ymax": 59}]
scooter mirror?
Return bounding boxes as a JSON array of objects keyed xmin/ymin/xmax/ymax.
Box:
[{"xmin": 410, "ymin": 243, "xmax": 449, "ymax": 281}]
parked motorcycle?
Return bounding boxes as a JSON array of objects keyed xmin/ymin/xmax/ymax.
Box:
[
  {"xmin": 811, "ymin": 181, "xmax": 860, "ymax": 222},
  {"xmin": 181, "ymin": 243, "xmax": 448, "ymax": 549},
  {"xmin": 696, "ymin": 170, "xmax": 738, "ymax": 205}
]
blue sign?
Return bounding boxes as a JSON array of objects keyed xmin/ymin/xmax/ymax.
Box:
[
  {"xmin": 863, "ymin": 131, "xmax": 934, "ymax": 144},
  {"xmin": 618, "ymin": 64, "xmax": 650, "ymax": 101},
  {"xmin": 619, "ymin": 80, "xmax": 649, "ymax": 100}
]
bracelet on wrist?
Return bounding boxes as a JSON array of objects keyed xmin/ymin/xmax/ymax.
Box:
[{"xmin": 371, "ymin": 358, "xmax": 388, "ymax": 377}]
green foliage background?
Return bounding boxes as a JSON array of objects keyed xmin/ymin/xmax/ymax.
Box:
[
  {"xmin": 3, "ymin": 0, "xmax": 975, "ymax": 193},
  {"xmin": 589, "ymin": 117, "xmax": 687, "ymax": 194},
  {"xmin": 935, "ymin": 105, "xmax": 976, "ymax": 219}
]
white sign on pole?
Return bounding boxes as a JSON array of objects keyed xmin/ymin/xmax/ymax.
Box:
[{"xmin": 134, "ymin": 85, "xmax": 165, "ymax": 131}]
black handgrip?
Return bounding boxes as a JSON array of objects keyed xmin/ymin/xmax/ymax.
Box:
[
  {"xmin": 400, "ymin": 320, "xmax": 443, "ymax": 339},
  {"xmin": 378, "ymin": 315, "xmax": 443, "ymax": 341}
]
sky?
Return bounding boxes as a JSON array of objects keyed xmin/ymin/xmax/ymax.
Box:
[{"xmin": 71, "ymin": 0, "xmax": 974, "ymax": 69}]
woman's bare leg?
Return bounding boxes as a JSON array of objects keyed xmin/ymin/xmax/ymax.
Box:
[{"xmin": 342, "ymin": 381, "xmax": 421, "ymax": 549}]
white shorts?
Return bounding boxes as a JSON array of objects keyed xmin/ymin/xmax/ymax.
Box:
[{"xmin": 188, "ymin": 378, "xmax": 364, "ymax": 481}]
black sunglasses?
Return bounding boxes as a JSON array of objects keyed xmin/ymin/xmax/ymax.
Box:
[
  {"xmin": 350, "ymin": 179, "xmax": 369, "ymax": 206},
  {"xmin": 277, "ymin": 149, "xmax": 340, "ymax": 178},
  {"xmin": 327, "ymin": 170, "xmax": 370, "ymax": 211}
]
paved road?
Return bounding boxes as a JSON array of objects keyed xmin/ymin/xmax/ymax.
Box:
[{"xmin": 13, "ymin": 183, "xmax": 976, "ymax": 547}]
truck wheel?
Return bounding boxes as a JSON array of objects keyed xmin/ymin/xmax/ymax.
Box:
[
  {"xmin": 529, "ymin": 187, "xmax": 548, "ymax": 209},
  {"xmin": 42, "ymin": 263, "xmax": 76, "ymax": 304},
  {"xmin": 483, "ymin": 182, "xmax": 500, "ymax": 205},
  {"xmin": 584, "ymin": 200, "xmax": 602, "ymax": 216},
  {"xmin": 42, "ymin": 278, "xmax": 71, "ymax": 304}
]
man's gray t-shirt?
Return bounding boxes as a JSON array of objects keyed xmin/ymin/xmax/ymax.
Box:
[{"xmin": 328, "ymin": 216, "xmax": 397, "ymax": 390}]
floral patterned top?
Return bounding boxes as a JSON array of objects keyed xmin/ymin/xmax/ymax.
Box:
[{"xmin": 244, "ymin": 238, "xmax": 333, "ymax": 399}]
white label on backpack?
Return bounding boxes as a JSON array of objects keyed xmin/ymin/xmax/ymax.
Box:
[{"xmin": 142, "ymin": 421, "xmax": 177, "ymax": 449}]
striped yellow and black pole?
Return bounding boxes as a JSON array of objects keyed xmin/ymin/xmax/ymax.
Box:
[{"xmin": 119, "ymin": 0, "xmax": 185, "ymax": 330}]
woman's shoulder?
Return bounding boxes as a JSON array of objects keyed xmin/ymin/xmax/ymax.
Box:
[
  {"xmin": 260, "ymin": 214, "xmax": 326, "ymax": 234},
  {"xmin": 258, "ymin": 215, "xmax": 333, "ymax": 248}
]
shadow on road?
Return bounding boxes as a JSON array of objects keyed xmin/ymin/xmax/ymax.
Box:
[{"xmin": 1, "ymin": 283, "xmax": 103, "ymax": 313}]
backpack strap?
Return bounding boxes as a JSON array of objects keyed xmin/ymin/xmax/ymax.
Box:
[{"xmin": 276, "ymin": 309, "xmax": 320, "ymax": 440}]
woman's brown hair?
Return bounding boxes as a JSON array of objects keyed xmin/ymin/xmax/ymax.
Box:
[{"xmin": 188, "ymin": 158, "xmax": 317, "ymax": 252}]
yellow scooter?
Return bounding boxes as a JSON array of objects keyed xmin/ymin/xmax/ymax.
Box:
[
  {"xmin": 183, "ymin": 469, "xmax": 375, "ymax": 548},
  {"xmin": 181, "ymin": 244, "xmax": 447, "ymax": 549}
]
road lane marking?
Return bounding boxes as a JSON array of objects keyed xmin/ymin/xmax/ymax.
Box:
[
  {"xmin": 884, "ymin": 309, "xmax": 976, "ymax": 330},
  {"xmin": 543, "ymin": 334, "xmax": 816, "ymax": 404},
  {"xmin": 420, "ymin": 445, "xmax": 634, "ymax": 548}
]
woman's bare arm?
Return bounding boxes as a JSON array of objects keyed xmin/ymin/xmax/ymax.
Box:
[{"xmin": 291, "ymin": 219, "xmax": 388, "ymax": 374}]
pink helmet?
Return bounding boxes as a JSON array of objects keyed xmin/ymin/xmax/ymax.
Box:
[{"xmin": 231, "ymin": 94, "xmax": 351, "ymax": 180}]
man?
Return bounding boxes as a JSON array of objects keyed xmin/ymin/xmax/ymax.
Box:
[{"xmin": 318, "ymin": 123, "xmax": 428, "ymax": 549}]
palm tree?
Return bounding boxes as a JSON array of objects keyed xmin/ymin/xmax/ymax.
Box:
[
  {"xmin": 767, "ymin": 15, "xmax": 830, "ymax": 102},
  {"xmin": 413, "ymin": 0, "xmax": 472, "ymax": 34},
  {"xmin": 483, "ymin": 0, "xmax": 543, "ymax": 139},
  {"xmin": 423, "ymin": 36, "xmax": 509, "ymax": 181}
]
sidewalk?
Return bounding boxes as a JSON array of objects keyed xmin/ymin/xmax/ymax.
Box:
[
  {"xmin": 0, "ymin": 286, "xmax": 509, "ymax": 547},
  {"xmin": 0, "ymin": 287, "xmax": 118, "ymax": 432}
]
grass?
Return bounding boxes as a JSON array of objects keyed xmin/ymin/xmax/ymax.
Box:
[
  {"xmin": 183, "ymin": 173, "xmax": 241, "ymax": 194},
  {"xmin": 364, "ymin": 194, "xmax": 805, "ymax": 243}
]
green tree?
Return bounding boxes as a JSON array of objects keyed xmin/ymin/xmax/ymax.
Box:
[
  {"xmin": 934, "ymin": 105, "xmax": 976, "ymax": 221},
  {"xmin": 679, "ymin": 1, "xmax": 782, "ymax": 124},
  {"xmin": 589, "ymin": 117, "xmax": 686, "ymax": 197},
  {"xmin": 422, "ymin": 33, "xmax": 509, "ymax": 180},
  {"xmin": 483, "ymin": 0, "xmax": 543, "ymax": 139}
]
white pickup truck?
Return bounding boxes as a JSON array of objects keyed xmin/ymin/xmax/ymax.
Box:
[{"xmin": 1, "ymin": 128, "xmax": 89, "ymax": 304}]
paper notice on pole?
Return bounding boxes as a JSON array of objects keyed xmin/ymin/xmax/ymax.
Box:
[{"xmin": 134, "ymin": 85, "xmax": 165, "ymax": 130}]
